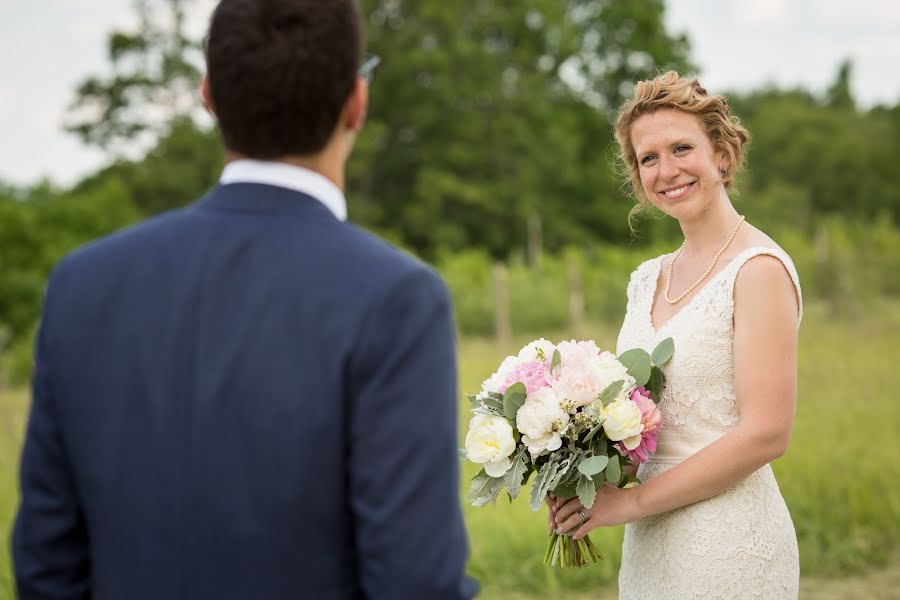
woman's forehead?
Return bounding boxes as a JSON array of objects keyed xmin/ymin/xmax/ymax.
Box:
[{"xmin": 631, "ymin": 109, "xmax": 706, "ymax": 151}]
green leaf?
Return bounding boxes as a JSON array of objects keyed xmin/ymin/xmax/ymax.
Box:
[
  {"xmin": 466, "ymin": 470, "xmax": 504, "ymax": 507},
  {"xmin": 583, "ymin": 421, "xmax": 604, "ymax": 443},
  {"xmin": 529, "ymin": 459, "xmax": 560, "ymax": 512},
  {"xmin": 605, "ymin": 454, "xmax": 622, "ymax": 483},
  {"xmin": 646, "ymin": 366, "xmax": 665, "ymax": 403},
  {"xmin": 651, "ymin": 337, "xmax": 675, "ymax": 366},
  {"xmin": 597, "ymin": 379, "xmax": 626, "ymax": 406},
  {"xmin": 618, "ymin": 348, "xmax": 652, "ymax": 387},
  {"xmin": 470, "ymin": 393, "xmax": 504, "ymax": 414},
  {"xmin": 503, "ymin": 382, "xmax": 527, "ymax": 421},
  {"xmin": 577, "ymin": 455, "xmax": 610, "ymax": 476},
  {"xmin": 577, "ymin": 474, "xmax": 597, "ymax": 509},
  {"xmin": 552, "ymin": 480, "xmax": 578, "ymax": 500},
  {"xmin": 505, "ymin": 450, "xmax": 528, "ymax": 499},
  {"xmin": 551, "ymin": 349, "xmax": 561, "ymax": 373}
]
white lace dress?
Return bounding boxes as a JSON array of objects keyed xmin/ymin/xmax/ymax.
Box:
[{"xmin": 615, "ymin": 247, "xmax": 802, "ymax": 600}]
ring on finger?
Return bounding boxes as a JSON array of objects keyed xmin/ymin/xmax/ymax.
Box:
[{"xmin": 577, "ymin": 509, "xmax": 588, "ymax": 524}]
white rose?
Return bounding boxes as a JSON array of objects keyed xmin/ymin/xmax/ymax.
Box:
[
  {"xmin": 481, "ymin": 355, "xmax": 520, "ymax": 394},
  {"xmin": 517, "ymin": 338, "xmax": 556, "ymax": 363},
  {"xmin": 465, "ymin": 413, "xmax": 517, "ymax": 477},
  {"xmin": 549, "ymin": 342, "xmax": 635, "ymax": 408},
  {"xmin": 516, "ymin": 387, "xmax": 569, "ymax": 456},
  {"xmin": 603, "ymin": 399, "xmax": 644, "ymax": 444}
]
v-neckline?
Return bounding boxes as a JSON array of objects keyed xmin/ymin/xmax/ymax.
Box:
[{"xmin": 646, "ymin": 249, "xmax": 750, "ymax": 335}]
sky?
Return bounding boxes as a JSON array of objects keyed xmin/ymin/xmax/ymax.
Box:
[{"xmin": 1, "ymin": 0, "xmax": 898, "ymax": 188}]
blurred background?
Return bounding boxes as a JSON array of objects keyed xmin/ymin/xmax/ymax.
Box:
[{"xmin": 1, "ymin": 0, "xmax": 898, "ymax": 597}]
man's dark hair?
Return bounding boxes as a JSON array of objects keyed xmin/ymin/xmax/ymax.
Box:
[{"xmin": 205, "ymin": 0, "xmax": 362, "ymax": 158}]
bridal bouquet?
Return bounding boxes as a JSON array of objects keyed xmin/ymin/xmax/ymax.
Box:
[{"xmin": 462, "ymin": 337, "xmax": 674, "ymax": 567}]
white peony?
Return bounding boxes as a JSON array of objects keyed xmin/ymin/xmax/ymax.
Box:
[
  {"xmin": 517, "ymin": 338, "xmax": 557, "ymax": 363},
  {"xmin": 481, "ymin": 355, "xmax": 520, "ymax": 394},
  {"xmin": 549, "ymin": 342, "xmax": 635, "ymax": 409},
  {"xmin": 516, "ymin": 387, "xmax": 570, "ymax": 456},
  {"xmin": 603, "ymin": 399, "xmax": 644, "ymax": 445},
  {"xmin": 465, "ymin": 413, "xmax": 517, "ymax": 477}
]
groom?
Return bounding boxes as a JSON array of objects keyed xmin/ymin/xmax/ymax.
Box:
[{"xmin": 12, "ymin": 1, "xmax": 476, "ymax": 598}]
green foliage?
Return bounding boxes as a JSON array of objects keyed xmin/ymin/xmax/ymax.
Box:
[
  {"xmin": 350, "ymin": 0, "xmax": 694, "ymax": 259},
  {"xmin": 437, "ymin": 249, "xmax": 495, "ymax": 336},
  {"xmin": 502, "ymin": 382, "xmax": 527, "ymax": 421},
  {"xmin": 65, "ymin": 0, "xmax": 203, "ymax": 153},
  {"xmin": 617, "ymin": 348, "xmax": 651, "ymax": 387},
  {"xmin": 650, "ymin": 337, "xmax": 674, "ymax": 366},
  {"xmin": 74, "ymin": 118, "xmax": 223, "ymax": 216}
]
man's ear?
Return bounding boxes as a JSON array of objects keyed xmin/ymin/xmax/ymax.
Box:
[
  {"xmin": 200, "ymin": 75, "xmax": 216, "ymax": 116},
  {"xmin": 342, "ymin": 78, "xmax": 368, "ymax": 132}
]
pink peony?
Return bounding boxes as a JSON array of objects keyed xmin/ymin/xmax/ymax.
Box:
[
  {"xmin": 499, "ymin": 359, "xmax": 552, "ymax": 395},
  {"xmin": 615, "ymin": 387, "xmax": 663, "ymax": 464}
]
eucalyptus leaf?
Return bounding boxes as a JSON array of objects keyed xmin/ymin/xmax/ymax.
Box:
[
  {"xmin": 503, "ymin": 382, "xmax": 527, "ymax": 421},
  {"xmin": 618, "ymin": 348, "xmax": 652, "ymax": 387},
  {"xmin": 597, "ymin": 379, "xmax": 626, "ymax": 406},
  {"xmin": 646, "ymin": 366, "xmax": 665, "ymax": 403},
  {"xmin": 577, "ymin": 474, "xmax": 597, "ymax": 509},
  {"xmin": 605, "ymin": 454, "xmax": 622, "ymax": 483},
  {"xmin": 651, "ymin": 337, "xmax": 675, "ymax": 366},
  {"xmin": 505, "ymin": 451, "xmax": 528, "ymax": 499},
  {"xmin": 577, "ymin": 455, "xmax": 610, "ymax": 476},
  {"xmin": 551, "ymin": 349, "xmax": 561, "ymax": 373}
]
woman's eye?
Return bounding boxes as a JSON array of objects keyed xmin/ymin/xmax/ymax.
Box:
[
  {"xmin": 641, "ymin": 155, "xmax": 656, "ymax": 165},
  {"xmin": 675, "ymin": 145, "xmax": 691, "ymax": 153}
]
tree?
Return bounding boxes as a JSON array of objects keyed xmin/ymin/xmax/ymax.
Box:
[
  {"xmin": 65, "ymin": 0, "xmax": 204, "ymax": 155},
  {"xmin": 825, "ymin": 59, "xmax": 855, "ymax": 111},
  {"xmin": 350, "ymin": 0, "xmax": 695, "ymax": 258}
]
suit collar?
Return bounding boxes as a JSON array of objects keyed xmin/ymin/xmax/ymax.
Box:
[{"xmin": 218, "ymin": 160, "xmax": 347, "ymax": 221}]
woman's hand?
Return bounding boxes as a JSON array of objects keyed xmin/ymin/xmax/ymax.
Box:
[
  {"xmin": 553, "ymin": 485, "xmax": 641, "ymax": 540},
  {"xmin": 545, "ymin": 494, "xmax": 558, "ymax": 534}
]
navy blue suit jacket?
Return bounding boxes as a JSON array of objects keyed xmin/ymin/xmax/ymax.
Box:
[{"xmin": 12, "ymin": 183, "xmax": 476, "ymax": 599}]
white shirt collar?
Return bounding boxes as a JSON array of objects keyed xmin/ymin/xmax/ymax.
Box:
[{"xmin": 219, "ymin": 159, "xmax": 347, "ymax": 221}]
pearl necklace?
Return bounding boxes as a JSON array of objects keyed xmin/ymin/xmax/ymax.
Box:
[{"xmin": 664, "ymin": 215, "xmax": 746, "ymax": 304}]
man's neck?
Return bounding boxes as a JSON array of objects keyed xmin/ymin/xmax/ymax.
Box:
[{"xmin": 225, "ymin": 151, "xmax": 345, "ymax": 192}]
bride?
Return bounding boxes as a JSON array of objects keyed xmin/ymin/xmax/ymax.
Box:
[{"xmin": 551, "ymin": 71, "xmax": 802, "ymax": 598}]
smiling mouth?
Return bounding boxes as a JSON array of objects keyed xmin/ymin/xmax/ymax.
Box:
[{"xmin": 659, "ymin": 182, "xmax": 695, "ymax": 199}]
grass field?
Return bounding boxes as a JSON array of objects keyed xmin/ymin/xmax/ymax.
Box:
[{"xmin": 1, "ymin": 301, "xmax": 898, "ymax": 598}]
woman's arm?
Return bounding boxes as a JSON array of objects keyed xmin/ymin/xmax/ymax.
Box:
[{"xmin": 556, "ymin": 255, "xmax": 800, "ymax": 538}]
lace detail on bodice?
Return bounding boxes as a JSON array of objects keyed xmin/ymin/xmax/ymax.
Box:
[
  {"xmin": 617, "ymin": 246, "xmax": 803, "ymax": 441},
  {"xmin": 615, "ymin": 246, "xmax": 802, "ymax": 599}
]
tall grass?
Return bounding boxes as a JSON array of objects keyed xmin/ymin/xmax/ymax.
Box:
[
  {"xmin": 0, "ymin": 389, "xmax": 28, "ymax": 596},
  {"xmin": 0, "ymin": 303, "xmax": 897, "ymax": 598}
]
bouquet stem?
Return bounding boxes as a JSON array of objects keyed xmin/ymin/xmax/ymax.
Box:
[{"xmin": 543, "ymin": 531, "xmax": 603, "ymax": 567}]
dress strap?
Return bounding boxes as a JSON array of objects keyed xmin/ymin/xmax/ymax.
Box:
[{"xmin": 723, "ymin": 246, "xmax": 803, "ymax": 324}]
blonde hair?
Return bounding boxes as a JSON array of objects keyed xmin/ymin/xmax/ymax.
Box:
[{"xmin": 614, "ymin": 71, "xmax": 750, "ymax": 224}]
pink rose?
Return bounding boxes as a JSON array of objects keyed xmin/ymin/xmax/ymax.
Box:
[
  {"xmin": 499, "ymin": 359, "xmax": 551, "ymax": 395},
  {"xmin": 615, "ymin": 387, "xmax": 663, "ymax": 464}
]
